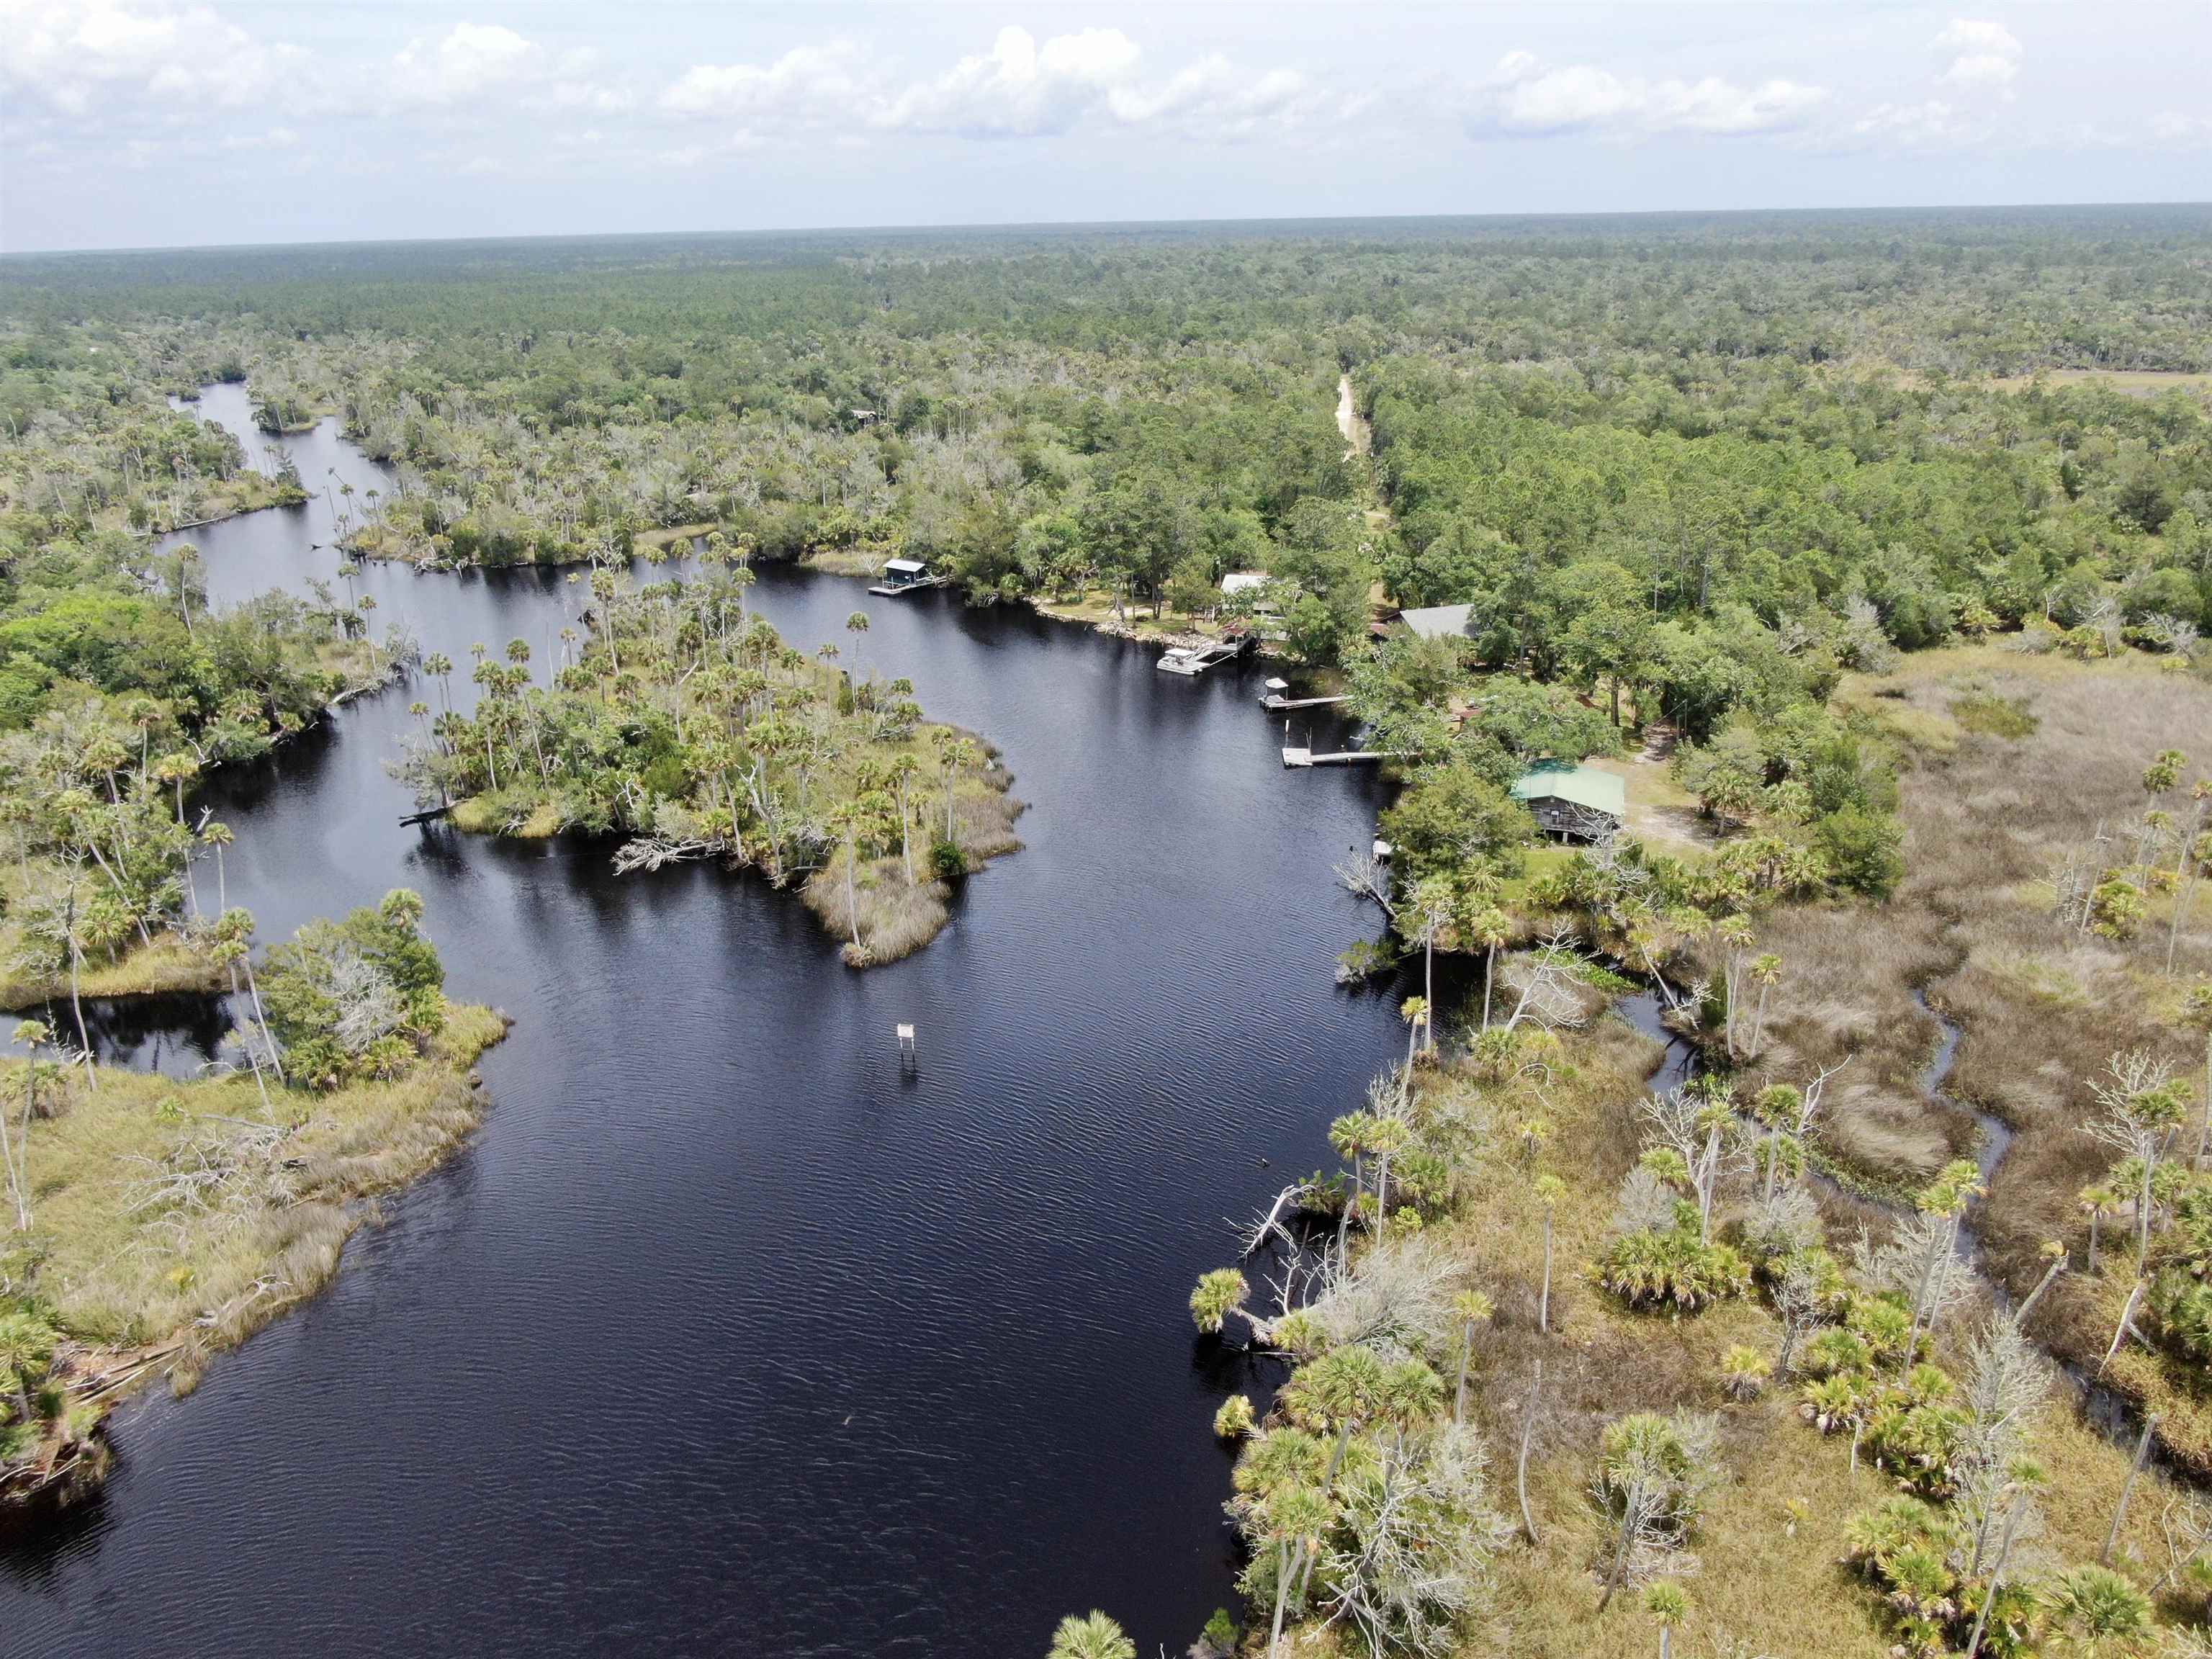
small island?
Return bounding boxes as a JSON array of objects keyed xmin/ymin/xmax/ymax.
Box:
[{"xmin": 390, "ymin": 561, "xmax": 1021, "ymax": 966}]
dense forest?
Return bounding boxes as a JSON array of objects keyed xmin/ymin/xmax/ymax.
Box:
[{"xmin": 5, "ymin": 209, "xmax": 2212, "ymax": 1655}]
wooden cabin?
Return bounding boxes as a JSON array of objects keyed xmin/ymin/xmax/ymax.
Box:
[{"xmin": 1511, "ymin": 763, "xmax": 1627, "ymax": 842}]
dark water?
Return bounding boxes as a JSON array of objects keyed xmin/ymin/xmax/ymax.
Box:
[{"xmin": 2, "ymin": 387, "xmax": 1412, "ymax": 1656}]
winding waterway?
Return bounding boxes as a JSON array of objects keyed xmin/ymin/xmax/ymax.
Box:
[{"xmin": 1, "ymin": 388, "xmax": 1417, "ymax": 1656}]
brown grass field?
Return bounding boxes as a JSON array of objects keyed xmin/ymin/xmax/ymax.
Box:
[
  {"xmin": 1728, "ymin": 643, "xmax": 2212, "ymax": 1467},
  {"xmin": 1350, "ymin": 1005, "xmax": 2197, "ymax": 1658},
  {"xmin": 3, "ymin": 999, "xmax": 508, "ymax": 1507}
]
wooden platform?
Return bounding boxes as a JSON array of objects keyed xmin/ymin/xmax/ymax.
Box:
[
  {"xmin": 1260, "ymin": 692, "xmax": 1351, "ymax": 712},
  {"xmin": 1280, "ymin": 747, "xmax": 1408, "ymax": 769}
]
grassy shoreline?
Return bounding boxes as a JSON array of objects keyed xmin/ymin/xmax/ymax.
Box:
[
  {"xmin": 1217, "ymin": 984, "xmax": 2201, "ymax": 1655},
  {"xmin": 0, "ymin": 1000, "xmax": 508, "ymax": 1520}
]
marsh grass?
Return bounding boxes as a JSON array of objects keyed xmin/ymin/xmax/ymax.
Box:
[
  {"xmin": 4, "ymin": 1001, "xmax": 505, "ymax": 1396},
  {"xmin": 1398, "ymin": 997, "xmax": 2189, "ymax": 1655},
  {"xmin": 1727, "ymin": 644, "xmax": 2212, "ymax": 1464},
  {"xmin": 0, "ymin": 928, "xmax": 224, "ymax": 1011},
  {"xmin": 803, "ymin": 750, "xmax": 1024, "ymax": 966}
]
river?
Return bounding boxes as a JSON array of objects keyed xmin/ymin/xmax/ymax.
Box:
[{"xmin": 0, "ymin": 387, "xmax": 1416, "ymax": 1656}]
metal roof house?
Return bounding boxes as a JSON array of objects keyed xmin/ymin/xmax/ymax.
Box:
[
  {"xmin": 1393, "ymin": 603, "xmax": 1478, "ymax": 642},
  {"xmin": 1511, "ymin": 762, "xmax": 1627, "ymax": 841}
]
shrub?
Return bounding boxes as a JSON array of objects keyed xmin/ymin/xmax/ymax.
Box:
[
  {"xmin": 257, "ymin": 890, "xmax": 446, "ymax": 1089},
  {"xmin": 1597, "ymin": 1225, "xmax": 1751, "ymax": 1313},
  {"xmin": 1719, "ymin": 1344, "xmax": 1771, "ymax": 1400},
  {"xmin": 1804, "ymin": 1326, "xmax": 1872, "ymax": 1378},
  {"xmin": 2043, "ymin": 1565, "xmax": 2152, "ymax": 1650},
  {"xmin": 1815, "ymin": 805, "xmax": 1905, "ymax": 897},
  {"xmin": 1213, "ymin": 1395, "xmax": 1256, "ymax": 1440},
  {"xmin": 930, "ymin": 835, "xmax": 967, "ymax": 881}
]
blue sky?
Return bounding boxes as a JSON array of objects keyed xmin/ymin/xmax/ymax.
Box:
[{"xmin": 3, "ymin": 1, "xmax": 2207, "ymax": 253}]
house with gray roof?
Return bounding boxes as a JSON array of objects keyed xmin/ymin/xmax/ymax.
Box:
[{"xmin": 1392, "ymin": 603, "xmax": 1478, "ymax": 642}]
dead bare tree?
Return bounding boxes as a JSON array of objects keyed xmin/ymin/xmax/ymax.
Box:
[{"xmin": 1334, "ymin": 850, "xmax": 1395, "ymax": 917}]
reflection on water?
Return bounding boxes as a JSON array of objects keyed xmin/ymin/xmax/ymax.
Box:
[
  {"xmin": 4, "ymin": 991, "xmax": 237, "ymax": 1079},
  {"xmin": 3, "ymin": 385, "xmax": 1416, "ymax": 1658}
]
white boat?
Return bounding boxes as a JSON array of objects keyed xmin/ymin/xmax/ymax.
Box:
[{"xmin": 1154, "ymin": 637, "xmax": 1253, "ymax": 675}]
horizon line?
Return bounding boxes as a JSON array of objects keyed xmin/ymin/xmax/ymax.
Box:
[{"xmin": 6, "ymin": 197, "xmax": 2212, "ymax": 264}]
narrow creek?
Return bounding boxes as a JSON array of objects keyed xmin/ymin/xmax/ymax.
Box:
[
  {"xmin": 1912, "ymin": 986, "xmax": 2016, "ymax": 1269},
  {"xmin": 0, "ymin": 388, "xmax": 1422, "ymax": 1657}
]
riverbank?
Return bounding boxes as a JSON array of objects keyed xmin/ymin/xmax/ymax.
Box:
[
  {"xmin": 0, "ymin": 929, "xmax": 223, "ymax": 1013},
  {"xmin": 1205, "ymin": 963, "xmax": 2203, "ymax": 1656},
  {"xmin": 0, "ymin": 634, "xmax": 410, "ymax": 1014},
  {"xmin": 0, "ymin": 999, "xmax": 508, "ymax": 1523}
]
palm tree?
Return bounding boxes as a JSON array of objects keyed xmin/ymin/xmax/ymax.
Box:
[
  {"xmin": 2042, "ymin": 1565, "xmax": 2150, "ymax": 1655},
  {"xmin": 889, "ymin": 754, "xmax": 924, "ymax": 881},
  {"xmin": 216, "ymin": 907, "xmax": 285, "ymax": 1089},
  {"xmin": 1377, "ymin": 1357, "xmax": 1444, "ymax": 1443},
  {"xmin": 1397, "ymin": 997, "xmax": 1428, "ymax": 1108},
  {"xmin": 424, "ymin": 651, "xmax": 454, "ymax": 714},
  {"xmin": 1189, "ymin": 1268, "xmax": 1267, "ymax": 1341},
  {"xmin": 0, "ymin": 1306, "xmax": 58, "ymax": 1424},
  {"xmin": 2080, "ymin": 1184, "xmax": 2116, "ymax": 1274},
  {"xmin": 1470, "ymin": 905, "xmax": 1511, "ymax": 1033},
  {"xmin": 1451, "ymin": 1288, "xmax": 1494, "ymax": 1425},
  {"xmin": 1328, "ymin": 1110, "xmax": 1376, "ymax": 1269},
  {"xmin": 1300, "ymin": 1344, "xmax": 1389, "ymax": 1489},
  {"xmin": 58, "ymin": 884, "xmax": 96, "ymax": 1088},
  {"xmin": 1262, "ymin": 1483, "xmax": 1332, "ymax": 1655},
  {"xmin": 1747, "ymin": 952, "xmax": 1783, "ymax": 1056},
  {"xmin": 1533, "ymin": 1172, "xmax": 1565, "ymax": 1334},
  {"xmin": 845, "ymin": 610, "xmax": 871, "ymax": 680},
  {"xmin": 1408, "ymin": 878, "xmax": 1453, "ymax": 1052},
  {"xmin": 1642, "ymin": 1582, "xmax": 1689, "ymax": 1659},
  {"xmin": 1, "ymin": 1020, "xmax": 50, "ymax": 1231},
  {"xmin": 826, "ymin": 801, "xmax": 868, "ymax": 953},
  {"xmin": 1045, "ymin": 1611, "xmax": 1133, "ymax": 1659},
  {"xmin": 1367, "ymin": 1113, "xmax": 1408, "ymax": 1225}
]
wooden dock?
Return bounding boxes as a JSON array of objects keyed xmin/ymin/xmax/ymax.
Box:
[
  {"xmin": 1281, "ymin": 747, "xmax": 1409, "ymax": 769},
  {"xmin": 867, "ymin": 574, "xmax": 948, "ymax": 597},
  {"xmin": 1259, "ymin": 692, "xmax": 1351, "ymax": 712}
]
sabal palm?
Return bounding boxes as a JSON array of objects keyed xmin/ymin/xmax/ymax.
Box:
[
  {"xmin": 1046, "ymin": 1611, "xmax": 1133, "ymax": 1659},
  {"xmin": 0, "ymin": 1307, "xmax": 57, "ymax": 1421},
  {"xmin": 2044, "ymin": 1565, "xmax": 2150, "ymax": 1653}
]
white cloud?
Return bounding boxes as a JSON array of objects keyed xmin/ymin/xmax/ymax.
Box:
[
  {"xmin": 660, "ymin": 42, "xmax": 868, "ymax": 130},
  {"xmin": 1848, "ymin": 99, "xmax": 1978, "ymax": 150},
  {"xmin": 1103, "ymin": 55, "xmax": 1333, "ymax": 140},
  {"xmin": 660, "ymin": 27, "xmax": 1326, "ymax": 145},
  {"xmin": 873, "ymin": 25, "xmax": 1142, "ymax": 138},
  {"xmin": 1933, "ymin": 19, "xmax": 2023, "ymax": 91},
  {"xmin": 390, "ymin": 22, "xmax": 535, "ymax": 106},
  {"xmin": 1478, "ymin": 53, "xmax": 1827, "ymax": 138},
  {"xmin": 383, "ymin": 23, "xmax": 631, "ymax": 118},
  {"xmin": 0, "ymin": 0, "xmax": 287, "ymax": 114}
]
